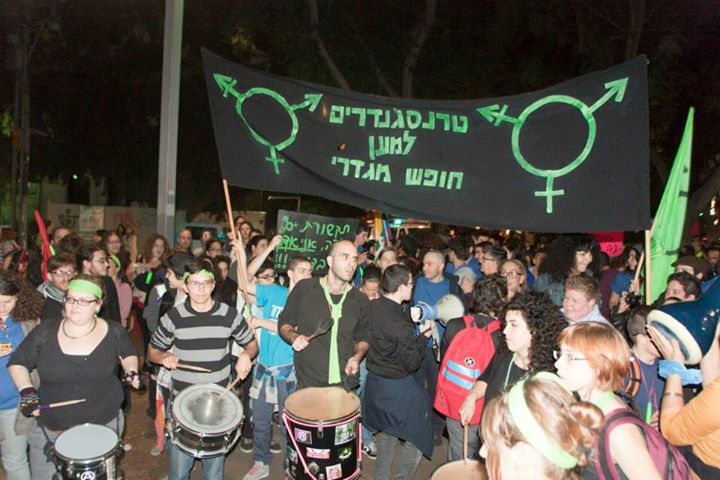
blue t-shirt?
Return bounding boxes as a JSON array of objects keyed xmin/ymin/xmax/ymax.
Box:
[
  {"xmin": 445, "ymin": 258, "xmax": 483, "ymax": 280},
  {"xmin": 631, "ymin": 357, "xmax": 665, "ymax": 423},
  {"xmin": 0, "ymin": 317, "xmax": 25, "ymax": 410},
  {"xmin": 256, "ymin": 284, "xmax": 294, "ymax": 367},
  {"xmin": 610, "ymin": 271, "xmax": 633, "ymax": 295},
  {"xmin": 413, "ymin": 277, "xmax": 450, "ymax": 346}
]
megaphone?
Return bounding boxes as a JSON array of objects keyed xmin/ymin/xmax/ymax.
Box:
[
  {"xmin": 411, "ymin": 294, "xmax": 465, "ymax": 326},
  {"xmin": 648, "ymin": 279, "xmax": 720, "ymax": 364}
]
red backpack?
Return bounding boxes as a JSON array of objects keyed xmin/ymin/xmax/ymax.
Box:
[
  {"xmin": 593, "ymin": 408, "xmax": 692, "ymax": 480},
  {"xmin": 434, "ymin": 314, "xmax": 500, "ymax": 424}
]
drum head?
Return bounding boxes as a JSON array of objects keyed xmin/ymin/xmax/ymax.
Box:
[
  {"xmin": 173, "ymin": 383, "xmax": 243, "ymax": 434},
  {"xmin": 285, "ymin": 387, "xmax": 360, "ymax": 422},
  {"xmin": 430, "ymin": 460, "xmax": 487, "ymax": 479},
  {"xmin": 54, "ymin": 424, "xmax": 118, "ymax": 460}
]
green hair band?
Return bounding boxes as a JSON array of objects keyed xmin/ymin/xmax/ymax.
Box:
[
  {"xmin": 182, "ymin": 269, "xmax": 215, "ymax": 282},
  {"xmin": 110, "ymin": 255, "xmax": 121, "ymax": 269},
  {"xmin": 507, "ymin": 372, "xmax": 578, "ymax": 470},
  {"xmin": 67, "ymin": 279, "xmax": 104, "ymax": 299}
]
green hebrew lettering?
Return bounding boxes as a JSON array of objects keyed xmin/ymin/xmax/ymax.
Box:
[
  {"xmin": 349, "ymin": 159, "xmax": 364, "ymax": 178},
  {"xmin": 452, "ymin": 115, "xmax": 468, "ymax": 133},
  {"xmin": 448, "ymin": 172, "xmax": 463, "ymax": 189},
  {"xmin": 405, "ymin": 168, "xmax": 424, "ymax": 186},
  {"xmin": 421, "ymin": 112, "xmax": 435, "ymax": 130},
  {"xmin": 406, "ymin": 110, "xmax": 422, "ymax": 130},
  {"xmin": 390, "ymin": 109, "xmax": 405, "ymax": 129},
  {"xmin": 422, "ymin": 169, "xmax": 439, "ymax": 187},
  {"xmin": 376, "ymin": 164, "xmax": 391, "ymax": 183},
  {"xmin": 350, "ymin": 107, "xmax": 367, "ymax": 127},
  {"xmin": 436, "ymin": 113, "xmax": 450, "ymax": 131},
  {"xmin": 367, "ymin": 109, "xmax": 383, "ymax": 128},
  {"xmin": 402, "ymin": 131, "xmax": 416, "ymax": 155},
  {"xmin": 329, "ymin": 105, "xmax": 345, "ymax": 124}
]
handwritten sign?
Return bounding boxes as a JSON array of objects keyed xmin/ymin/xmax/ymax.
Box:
[{"xmin": 274, "ymin": 210, "xmax": 358, "ymax": 273}]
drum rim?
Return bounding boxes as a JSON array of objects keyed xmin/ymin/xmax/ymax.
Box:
[
  {"xmin": 172, "ymin": 383, "xmax": 244, "ymax": 434},
  {"xmin": 53, "ymin": 423, "xmax": 119, "ymax": 463},
  {"xmin": 429, "ymin": 459, "xmax": 487, "ymax": 478},
  {"xmin": 284, "ymin": 387, "xmax": 361, "ymax": 423}
]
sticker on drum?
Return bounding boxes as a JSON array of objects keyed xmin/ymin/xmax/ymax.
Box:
[
  {"xmin": 430, "ymin": 460, "xmax": 488, "ymax": 479},
  {"xmin": 54, "ymin": 424, "xmax": 118, "ymax": 462}
]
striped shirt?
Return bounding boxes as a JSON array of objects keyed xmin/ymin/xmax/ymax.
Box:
[{"xmin": 150, "ymin": 299, "xmax": 255, "ymax": 393}]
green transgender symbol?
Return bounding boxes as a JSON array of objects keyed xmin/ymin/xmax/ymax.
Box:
[
  {"xmin": 214, "ymin": 74, "xmax": 323, "ymax": 175},
  {"xmin": 477, "ymin": 78, "xmax": 628, "ymax": 213}
]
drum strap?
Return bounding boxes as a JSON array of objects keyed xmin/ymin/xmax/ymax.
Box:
[{"xmin": 320, "ymin": 277, "xmax": 349, "ymax": 385}]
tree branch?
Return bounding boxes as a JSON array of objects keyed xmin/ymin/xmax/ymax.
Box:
[
  {"xmin": 577, "ymin": 0, "xmax": 628, "ymax": 35},
  {"xmin": 402, "ymin": 0, "xmax": 436, "ymax": 98},
  {"xmin": 307, "ymin": 0, "xmax": 350, "ymax": 90}
]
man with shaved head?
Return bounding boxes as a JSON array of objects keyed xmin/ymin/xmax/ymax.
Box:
[
  {"xmin": 413, "ymin": 249, "xmax": 462, "ymax": 446},
  {"xmin": 279, "ymin": 240, "xmax": 371, "ymax": 388}
]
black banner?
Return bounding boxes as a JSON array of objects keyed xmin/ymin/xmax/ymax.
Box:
[
  {"xmin": 274, "ymin": 209, "xmax": 358, "ymax": 273},
  {"xmin": 203, "ymin": 49, "xmax": 650, "ymax": 232}
]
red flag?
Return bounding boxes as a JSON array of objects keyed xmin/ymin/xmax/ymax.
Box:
[{"xmin": 34, "ymin": 210, "xmax": 53, "ymax": 281}]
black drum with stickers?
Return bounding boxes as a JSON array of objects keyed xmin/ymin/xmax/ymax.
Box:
[{"xmin": 282, "ymin": 387, "xmax": 361, "ymax": 480}]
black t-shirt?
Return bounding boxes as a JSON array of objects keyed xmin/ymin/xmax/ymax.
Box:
[
  {"xmin": 478, "ymin": 350, "xmax": 529, "ymax": 407},
  {"xmin": 100, "ymin": 275, "xmax": 121, "ymax": 323},
  {"xmin": 279, "ymin": 277, "xmax": 371, "ymax": 388},
  {"xmin": 8, "ymin": 319, "xmax": 137, "ymax": 430}
]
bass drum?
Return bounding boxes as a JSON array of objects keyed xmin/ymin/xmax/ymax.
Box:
[
  {"xmin": 168, "ymin": 383, "xmax": 244, "ymax": 458},
  {"xmin": 283, "ymin": 387, "xmax": 362, "ymax": 480}
]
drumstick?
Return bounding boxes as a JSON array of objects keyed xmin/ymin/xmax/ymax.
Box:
[
  {"xmin": 39, "ymin": 399, "xmax": 86, "ymax": 410},
  {"xmin": 218, "ymin": 376, "xmax": 241, "ymax": 400},
  {"xmin": 463, "ymin": 423, "xmax": 468, "ymax": 462},
  {"xmin": 176, "ymin": 363, "xmax": 212, "ymax": 373},
  {"xmin": 118, "ymin": 355, "xmax": 130, "ymax": 374}
]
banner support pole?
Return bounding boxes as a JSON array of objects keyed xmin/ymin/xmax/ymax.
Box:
[
  {"xmin": 222, "ymin": 179, "xmax": 250, "ymax": 305},
  {"xmin": 644, "ymin": 228, "xmax": 652, "ymax": 305}
]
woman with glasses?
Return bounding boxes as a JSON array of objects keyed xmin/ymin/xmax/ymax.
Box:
[
  {"xmin": 555, "ymin": 322, "xmax": 663, "ymax": 479},
  {"xmin": 8, "ymin": 274, "xmax": 140, "ymax": 479},
  {"xmin": 499, "ymin": 259, "xmax": 528, "ymax": 300},
  {"xmin": 0, "ymin": 270, "xmax": 43, "ymax": 480},
  {"xmin": 458, "ymin": 292, "xmax": 567, "ymax": 427}
]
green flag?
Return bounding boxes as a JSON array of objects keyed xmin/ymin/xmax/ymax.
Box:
[{"xmin": 649, "ymin": 108, "xmax": 694, "ymax": 302}]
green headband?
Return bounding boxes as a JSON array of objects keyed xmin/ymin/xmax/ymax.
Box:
[
  {"xmin": 67, "ymin": 279, "xmax": 103, "ymax": 299},
  {"xmin": 109, "ymin": 255, "xmax": 121, "ymax": 269},
  {"xmin": 182, "ymin": 269, "xmax": 215, "ymax": 282},
  {"xmin": 507, "ymin": 372, "xmax": 578, "ymax": 470}
]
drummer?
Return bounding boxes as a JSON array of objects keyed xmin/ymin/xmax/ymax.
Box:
[
  {"xmin": 362, "ymin": 264, "xmax": 436, "ymax": 480},
  {"xmin": 147, "ymin": 257, "xmax": 258, "ymax": 480},
  {"xmin": 279, "ymin": 240, "xmax": 371, "ymax": 389},
  {"xmin": 8, "ymin": 274, "xmax": 140, "ymax": 480}
]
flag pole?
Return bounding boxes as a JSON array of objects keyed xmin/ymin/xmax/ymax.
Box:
[
  {"xmin": 222, "ymin": 179, "xmax": 250, "ymax": 304},
  {"xmin": 644, "ymin": 229, "xmax": 652, "ymax": 304}
]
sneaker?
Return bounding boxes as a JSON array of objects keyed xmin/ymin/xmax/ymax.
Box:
[
  {"xmin": 362, "ymin": 442, "xmax": 377, "ymax": 459},
  {"xmin": 270, "ymin": 440, "xmax": 282, "ymax": 453},
  {"xmin": 150, "ymin": 445, "xmax": 163, "ymax": 456},
  {"xmin": 243, "ymin": 461, "xmax": 269, "ymax": 480},
  {"xmin": 240, "ymin": 437, "xmax": 254, "ymax": 453}
]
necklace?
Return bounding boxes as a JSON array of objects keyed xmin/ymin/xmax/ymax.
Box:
[{"xmin": 62, "ymin": 318, "xmax": 98, "ymax": 340}]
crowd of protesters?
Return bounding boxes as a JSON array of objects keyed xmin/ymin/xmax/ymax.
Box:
[{"xmin": 0, "ymin": 218, "xmax": 719, "ymax": 479}]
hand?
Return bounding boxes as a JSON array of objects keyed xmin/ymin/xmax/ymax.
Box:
[
  {"xmin": 19, "ymin": 387, "xmax": 40, "ymax": 418},
  {"xmin": 647, "ymin": 326, "xmax": 685, "ymax": 363},
  {"xmin": 248, "ymin": 315, "xmax": 258, "ymax": 329},
  {"xmin": 269, "ymin": 235, "xmax": 283, "ymax": 249},
  {"xmin": 0, "ymin": 344, "xmax": 13, "ymax": 358},
  {"xmin": 345, "ymin": 357, "xmax": 360, "ymax": 376},
  {"xmin": 235, "ymin": 352, "xmax": 253, "ymax": 380},
  {"xmin": 292, "ymin": 335, "xmax": 310, "ymax": 352},
  {"xmin": 458, "ymin": 393, "xmax": 478, "ymax": 426},
  {"xmin": 358, "ymin": 251, "xmax": 369, "ymax": 265},
  {"xmin": 161, "ymin": 352, "xmax": 180, "ymax": 369},
  {"xmin": 420, "ymin": 320, "xmax": 436, "ymax": 338},
  {"xmin": 124, "ymin": 371, "xmax": 142, "ymax": 389},
  {"xmin": 618, "ymin": 292, "xmax": 630, "ymax": 313}
]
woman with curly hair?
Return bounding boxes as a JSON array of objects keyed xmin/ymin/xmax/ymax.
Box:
[
  {"xmin": 458, "ymin": 291, "xmax": 567, "ymax": 426},
  {"xmin": 0, "ymin": 270, "xmax": 43, "ymax": 480},
  {"xmin": 480, "ymin": 372, "xmax": 603, "ymax": 480},
  {"xmin": 534, "ymin": 235, "xmax": 601, "ymax": 306}
]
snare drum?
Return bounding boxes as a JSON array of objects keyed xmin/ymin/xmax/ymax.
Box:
[
  {"xmin": 53, "ymin": 423, "xmax": 121, "ymax": 480},
  {"xmin": 283, "ymin": 387, "xmax": 361, "ymax": 480},
  {"xmin": 430, "ymin": 460, "xmax": 488, "ymax": 479},
  {"xmin": 168, "ymin": 383, "xmax": 244, "ymax": 458}
]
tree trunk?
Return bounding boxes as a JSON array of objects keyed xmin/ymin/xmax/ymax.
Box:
[
  {"xmin": 402, "ymin": 0, "xmax": 436, "ymax": 98},
  {"xmin": 625, "ymin": 0, "xmax": 645, "ymax": 60},
  {"xmin": 308, "ymin": 0, "xmax": 351, "ymax": 90}
]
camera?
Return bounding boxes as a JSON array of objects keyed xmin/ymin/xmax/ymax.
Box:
[{"xmin": 625, "ymin": 292, "xmax": 643, "ymax": 310}]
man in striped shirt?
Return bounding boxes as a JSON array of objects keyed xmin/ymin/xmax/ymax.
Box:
[{"xmin": 148, "ymin": 258, "xmax": 258, "ymax": 480}]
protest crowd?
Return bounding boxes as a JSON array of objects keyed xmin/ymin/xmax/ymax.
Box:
[{"xmin": 0, "ymin": 215, "xmax": 719, "ymax": 480}]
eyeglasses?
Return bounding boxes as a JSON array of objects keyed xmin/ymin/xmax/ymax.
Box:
[
  {"xmin": 64, "ymin": 296, "xmax": 98, "ymax": 306},
  {"xmin": 187, "ymin": 280, "xmax": 214, "ymax": 289},
  {"xmin": 553, "ymin": 350, "xmax": 588, "ymax": 362},
  {"xmin": 501, "ymin": 271, "xmax": 522, "ymax": 278},
  {"xmin": 257, "ymin": 273, "xmax": 277, "ymax": 280},
  {"xmin": 51, "ymin": 269, "xmax": 76, "ymax": 277}
]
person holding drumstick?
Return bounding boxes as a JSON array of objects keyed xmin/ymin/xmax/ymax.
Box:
[
  {"xmin": 0, "ymin": 270, "xmax": 43, "ymax": 480},
  {"xmin": 147, "ymin": 257, "xmax": 258, "ymax": 480},
  {"xmin": 8, "ymin": 274, "xmax": 140, "ymax": 480}
]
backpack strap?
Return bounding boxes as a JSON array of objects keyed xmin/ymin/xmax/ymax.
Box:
[
  {"xmin": 485, "ymin": 319, "xmax": 501, "ymax": 334},
  {"xmin": 595, "ymin": 408, "xmax": 639, "ymax": 480},
  {"xmin": 463, "ymin": 314, "xmax": 476, "ymax": 329}
]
